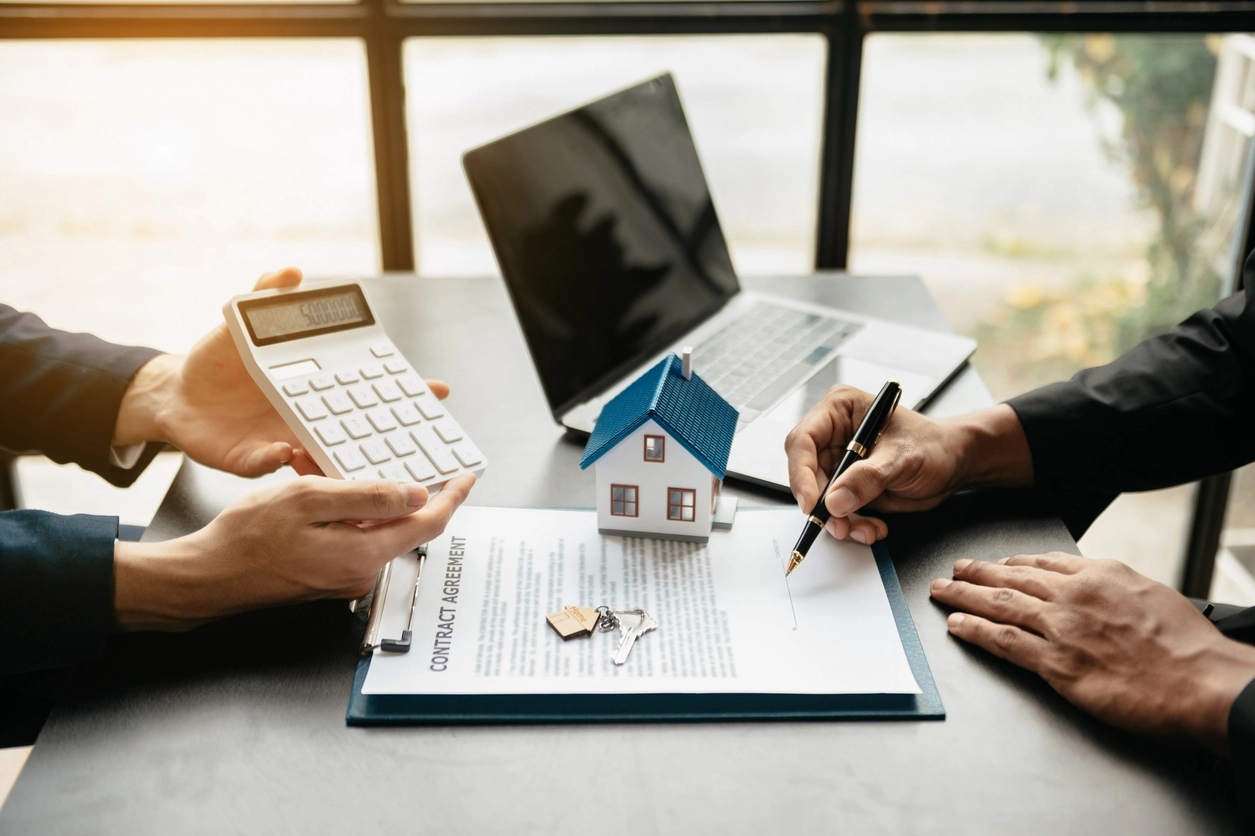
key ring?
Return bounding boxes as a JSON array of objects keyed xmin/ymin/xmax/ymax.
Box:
[{"xmin": 596, "ymin": 605, "xmax": 618, "ymax": 632}]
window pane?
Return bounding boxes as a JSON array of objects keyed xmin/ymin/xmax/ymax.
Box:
[
  {"xmin": 612, "ymin": 486, "xmax": 624, "ymax": 500},
  {"xmin": 0, "ymin": 40, "xmax": 379, "ymax": 353},
  {"xmin": 850, "ymin": 33, "xmax": 1251, "ymax": 589},
  {"xmin": 404, "ymin": 36, "xmax": 824, "ymax": 278}
]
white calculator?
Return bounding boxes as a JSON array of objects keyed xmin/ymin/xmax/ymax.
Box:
[{"xmin": 224, "ymin": 280, "xmax": 487, "ymax": 488}]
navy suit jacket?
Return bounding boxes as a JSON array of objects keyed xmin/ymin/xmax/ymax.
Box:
[{"xmin": 0, "ymin": 305, "xmax": 161, "ymax": 674}]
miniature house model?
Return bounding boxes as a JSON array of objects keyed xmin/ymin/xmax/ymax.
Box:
[{"xmin": 580, "ymin": 352, "xmax": 738, "ymax": 543}]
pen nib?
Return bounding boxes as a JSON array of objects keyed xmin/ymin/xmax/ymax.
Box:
[{"xmin": 786, "ymin": 550, "xmax": 805, "ymax": 576}]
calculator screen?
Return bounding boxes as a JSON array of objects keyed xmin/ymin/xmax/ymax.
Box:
[{"xmin": 239, "ymin": 285, "xmax": 376, "ymax": 346}]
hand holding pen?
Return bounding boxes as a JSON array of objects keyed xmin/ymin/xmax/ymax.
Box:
[{"xmin": 787, "ymin": 381, "xmax": 902, "ymax": 574}]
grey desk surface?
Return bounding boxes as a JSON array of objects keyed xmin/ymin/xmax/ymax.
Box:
[{"xmin": 1, "ymin": 274, "xmax": 1241, "ymax": 834}]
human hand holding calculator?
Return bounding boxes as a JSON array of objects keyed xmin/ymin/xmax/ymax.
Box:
[{"xmin": 223, "ymin": 280, "xmax": 487, "ymax": 488}]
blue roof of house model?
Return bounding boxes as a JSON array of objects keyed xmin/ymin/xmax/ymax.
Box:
[{"xmin": 579, "ymin": 354, "xmax": 739, "ymax": 478}]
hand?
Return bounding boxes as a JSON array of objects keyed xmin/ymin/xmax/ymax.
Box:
[
  {"xmin": 784, "ymin": 387, "xmax": 1034, "ymax": 544},
  {"xmin": 113, "ymin": 473, "xmax": 476, "ymax": 630},
  {"xmin": 113, "ymin": 268, "xmax": 451, "ymax": 478},
  {"xmin": 931, "ymin": 553, "xmax": 1255, "ymax": 754}
]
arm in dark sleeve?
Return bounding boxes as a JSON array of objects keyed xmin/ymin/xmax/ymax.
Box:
[
  {"xmin": 0, "ymin": 305, "xmax": 163, "ymax": 487},
  {"xmin": 0, "ymin": 510, "xmax": 117, "ymax": 674},
  {"xmin": 1007, "ymin": 252, "xmax": 1255, "ymax": 494},
  {"xmin": 1229, "ymin": 678, "xmax": 1255, "ymax": 823}
]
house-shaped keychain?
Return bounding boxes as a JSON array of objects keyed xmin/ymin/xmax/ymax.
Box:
[{"xmin": 579, "ymin": 349, "xmax": 738, "ymax": 543}]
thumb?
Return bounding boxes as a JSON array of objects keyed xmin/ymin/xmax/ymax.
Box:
[
  {"xmin": 287, "ymin": 476, "xmax": 429, "ymax": 523},
  {"xmin": 826, "ymin": 456, "xmax": 898, "ymax": 518},
  {"xmin": 253, "ymin": 267, "xmax": 303, "ymax": 292}
]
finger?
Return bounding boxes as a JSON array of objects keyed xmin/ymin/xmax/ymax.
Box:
[
  {"xmin": 237, "ymin": 441, "xmax": 294, "ymax": 478},
  {"xmin": 425, "ymin": 380, "xmax": 450, "ymax": 400},
  {"xmin": 999, "ymin": 552, "xmax": 1087, "ymax": 575},
  {"xmin": 952, "ymin": 557, "xmax": 1059, "ymax": 601},
  {"xmin": 785, "ymin": 410, "xmax": 830, "ymax": 513},
  {"xmin": 823, "ymin": 512, "xmax": 886, "ymax": 544},
  {"xmin": 357, "ymin": 473, "xmax": 477, "ymax": 558},
  {"xmin": 945, "ymin": 611, "xmax": 1050, "ymax": 673},
  {"xmin": 252, "ymin": 267, "xmax": 303, "ymax": 292},
  {"xmin": 825, "ymin": 454, "xmax": 902, "ymax": 519},
  {"xmin": 287, "ymin": 448, "xmax": 325, "ymax": 477},
  {"xmin": 289, "ymin": 476, "xmax": 430, "ymax": 523},
  {"xmin": 931, "ymin": 578, "xmax": 1051, "ymax": 634}
]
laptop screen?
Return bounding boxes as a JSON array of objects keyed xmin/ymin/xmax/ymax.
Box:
[{"xmin": 463, "ymin": 74, "xmax": 740, "ymax": 417}]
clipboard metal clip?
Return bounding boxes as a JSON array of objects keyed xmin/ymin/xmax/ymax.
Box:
[{"xmin": 359, "ymin": 545, "xmax": 426, "ymax": 656}]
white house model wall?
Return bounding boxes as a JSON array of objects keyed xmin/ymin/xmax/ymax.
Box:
[{"xmin": 594, "ymin": 418, "xmax": 716, "ymax": 541}]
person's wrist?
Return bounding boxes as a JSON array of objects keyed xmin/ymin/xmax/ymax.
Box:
[
  {"xmin": 112, "ymin": 353, "xmax": 181, "ymax": 447},
  {"xmin": 1183, "ymin": 637, "xmax": 1255, "ymax": 756},
  {"xmin": 113, "ymin": 533, "xmax": 216, "ymax": 631},
  {"xmin": 944, "ymin": 404, "xmax": 1034, "ymax": 491}
]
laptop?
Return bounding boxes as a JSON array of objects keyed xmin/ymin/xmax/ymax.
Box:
[{"xmin": 462, "ymin": 73, "xmax": 975, "ymax": 492}]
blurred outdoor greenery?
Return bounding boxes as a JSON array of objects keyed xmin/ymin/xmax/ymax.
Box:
[{"xmin": 975, "ymin": 34, "xmax": 1226, "ymax": 395}]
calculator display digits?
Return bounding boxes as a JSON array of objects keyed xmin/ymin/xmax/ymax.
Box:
[{"xmin": 225, "ymin": 281, "xmax": 487, "ymax": 489}]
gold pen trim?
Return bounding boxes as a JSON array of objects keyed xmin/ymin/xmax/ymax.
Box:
[
  {"xmin": 808, "ymin": 515, "xmax": 825, "ymax": 527},
  {"xmin": 846, "ymin": 440, "xmax": 868, "ymax": 458}
]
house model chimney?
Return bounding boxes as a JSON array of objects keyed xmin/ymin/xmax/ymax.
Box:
[{"xmin": 681, "ymin": 346, "xmax": 693, "ymax": 380}]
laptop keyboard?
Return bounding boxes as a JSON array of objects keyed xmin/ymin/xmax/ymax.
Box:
[{"xmin": 690, "ymin": 303, "xmax": 863, "ymax": 426}]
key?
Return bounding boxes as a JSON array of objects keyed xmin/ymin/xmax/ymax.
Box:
[
  {"xmin": 341, "ymin": 415, "xmax": 372, "ymax": 439},
  {"xmin": 335, "ymin": 370, "xmax": 361, "ymax": 385},
  {"xmin": 370, "ymin": 341, "xmax": 394, "ymax": 358},
  {"xmin": 452, "ymin": 443, "xmax": 482, "ymax": 468},
  {"xmin": 379, "ymin": 462, "xmax": 410, "ymax": 481},
  {"xmin": 384, "ymin": 359, "xmax": 408, "ymax": 374},
  {"xmin": 405, "ymin": 456, "xmax": 437, "ymax": 482},
  {"xmin": 392, "ymin": 402, "xmax": 422, "ymax": 426},
  {"xmin": 366, "ymin": 408, "xmax": 398, "ymax": 433},
  {"xmin": 386, "ymin": 433, "xmax": 416, "ymax": 457},
  {"xmin": 282, "ymin": 380, "xmax": 309, "ymax": 397},
  {"xmin": 432, "ymin": 419, "xmax": 463, "ymax": 443},
  {"xmin": 347, "ymin": 384, "xmax": 379, "ymax": 409},
  {"xmin": 309, "ymin": 373, "xmax": 335, "ymax": 391},
  {"xmin": 611, "ymin": 608, "xmax": 658, "ymax": 665},
  {"xmin": 373, "ymin": 381, "xmax": 402, "ymax": 403},
  {"xmin": 295, "ymin": 397, "xmax": 328, "ymax": 421},
  {"xmin": 323, "ymin": 392, "xmax": 353, "ymax": 415},
  {"xmin": 411, "ymin": 426, "xmax": 458, "ymax": 474},
  {"xmin": 360, "ymin": 364, "xmax": 384, "ymax": 379},
  {"xmin": 334, "ymin": 447, "xmax": 366, "ymax": 472},
  {"xmin": 396, "ymin": 374, "xmax": 427, "ymax": 398},
  {"xmin": 315, "ymin": 423, "xmax": 347, "ymax": 446},
  {"xmin": 415, "ymin": 395, "xmax": 446, "ymax": 420},
  {"xmin": 360, "ymin": 439, "xmax": 392, "ymax": 465}
]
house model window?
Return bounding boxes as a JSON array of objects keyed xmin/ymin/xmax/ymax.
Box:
[
  {"xmin": 644, "ymin": 435, "xmax": 665, "ymax": 462},
  {"xmin": 668, "ymin": 488, "xmax": 696, "ymax": 521},
  {"xmin": 611, "ymin": 484, "xmax": 638, "ymax": 517}
]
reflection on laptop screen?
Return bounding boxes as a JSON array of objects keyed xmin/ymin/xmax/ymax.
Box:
[{"xmin": 463, "ymin": 74, "xmax": 740, "ymax": 415}]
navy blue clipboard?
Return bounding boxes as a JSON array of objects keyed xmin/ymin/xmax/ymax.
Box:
[{"xmin": 347, "ymin": 540, "xmax": 943, "ymax": 725}]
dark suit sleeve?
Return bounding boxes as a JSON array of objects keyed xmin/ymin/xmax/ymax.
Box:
[
  {"xmin": 1007, "ymin": 252, "xmax": 1255, "ymax": 494},
  {"xmin": 0, "ymin": 511, "xmax": 119, "ymax": 674},
  {"xmin": 0, "ymin": 305, "xmax": 164, "ymax": 487},
  {"xmin": 1229, "ymin": 678, "xmax": 1255, "ymax": 821}
]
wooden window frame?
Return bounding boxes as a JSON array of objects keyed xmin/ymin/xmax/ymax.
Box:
[
  {"xmin": 611, "ymin": 483, "xmax": 639, "ymax": 517},
  {"xmin": 667, "ymin": 487, "xmax": 696, "ymax": 522},
  {"xmin": 644, "ymin": 434, "xmax": 666, "ymax": 463}
]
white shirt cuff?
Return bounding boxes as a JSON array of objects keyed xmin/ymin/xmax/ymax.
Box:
[{"xmin": 109, "ymin": 442, "xmax": 146, "ymax": 470}]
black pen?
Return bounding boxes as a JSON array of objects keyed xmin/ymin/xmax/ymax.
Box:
[{"xmin": 787, "ymin": 380, "xmax": 903, "ymax": 575}]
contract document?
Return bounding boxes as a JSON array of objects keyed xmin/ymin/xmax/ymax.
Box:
[{"xmin": 362, "ymin": 506, "xmax": 921, "ymax": 697}]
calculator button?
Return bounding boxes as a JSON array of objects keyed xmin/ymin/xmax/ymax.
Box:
[
  {"xmin": 341, "ymin": 415, "xmax": 373, "ymax": 439},
  {"xmin": 370, "ymin": 342, "xmax": 395, "ymax": 358},
  {"xmin": 379, "ymin": 462, "xmax": 410, "ymax": 481},
  {"xmin": 296, "ymin": 397, "xmax": 329, "ymax": 421},
  {"xmin": 309, "ymin": 374, "xmax": 336, "ymax": 391},
  {"xmin": 360, "ymin": 364, "xmax": 384, "ymax": 379},
  {"xmin": 347, "ymin": 385, "xmax": 379, "ymax": 409},
  {"xmin": 396, "ymin": 374, "xmax": 427, "ymax": 398},
  {"xmin": 384, "ymin": 359, "xmax": 408, "ymax": 375},
  {"xmin": 386, "ymin": 433, "xmax": 417, "ymax": 457},
  {"xmin": 335, "ymin": 370, "xmax": 361, "ymax": 385},
  {"xmin": 391, "ymin": 403, "xmax": 422, "ymax": 426},
  {"xmin": 416, "ymin": 396, "xmax": 446, "ymax": 420},
  {"xmin": 315, "ymin": 423, "xmax": 347, "ymax": 446},
  {"xmin": 452, "ymin": 443, "xmax": 483, "ymax": 468},
  {"xmin": 412, "ymin": 426, "xmax": 458, "ymax": 474},
  {"xmin": 323, "ymin": 392, "xmax": 354, "ymax": 415},
  {"xmin": 334, "ymin": 447, "xmax": 366, "ymax": 472},
  {"xmin": 405, "ymin": 456, "xmax": 437, "ymax": 482},
  {"xmin": 366, "ymin": 408, "xmax": 398, "ymax": 433},
  {"xmin": 373, "ymin": 381, "xmax": 402, "ymax": 403},
  {"xmin": 282, "ymin": 380, "xmax": 309, "ymax": 397},
  {"xmin": 361, "ymin": 439, "xmax": 392, "ymax": 465},
  {"xmin": 432, "ymin": 419, "xmax": 463, "ymax": 444}
]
